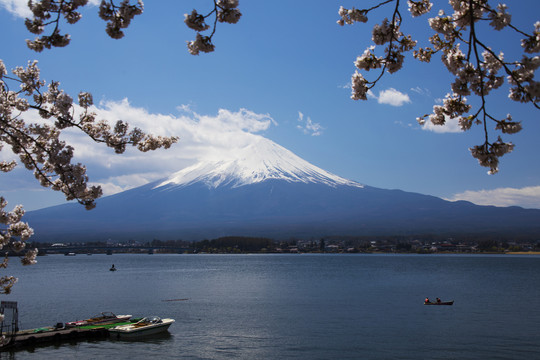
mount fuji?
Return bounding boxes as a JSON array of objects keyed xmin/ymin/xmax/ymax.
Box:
[{"xmin": 26, "ymin": 137, "xmax": 540, "ymax": 242}]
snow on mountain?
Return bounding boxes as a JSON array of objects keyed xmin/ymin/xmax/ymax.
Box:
[{"xmin": 156, "ymin": 137, "xmax": 363, "ymax": 189}]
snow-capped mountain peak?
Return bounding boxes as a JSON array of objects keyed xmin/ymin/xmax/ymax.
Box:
[{"xmin": 155, "ymin": 137, "xmax": 363, "ymax": 189}]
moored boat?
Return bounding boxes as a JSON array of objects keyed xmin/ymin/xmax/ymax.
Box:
[
  {"xmin": 109, "ymin": 316, "xmax": 174, "ymax": 339},
  {"xmin": 66, "ymin": 312, "xmax": 132, "ymax": 327},
  {"xmin": 79, "ymin": 318, "xmax": 142, "ymax": 330}
]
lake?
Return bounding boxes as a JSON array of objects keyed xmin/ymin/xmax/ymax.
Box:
[{"xmin": 2, "ymin": 253, "xmax": 540, "ymax": 359}]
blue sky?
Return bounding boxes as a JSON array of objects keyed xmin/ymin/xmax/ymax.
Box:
[{"xmin": 1, "ymin": 0, "xmax": 540, "ymax": 211}]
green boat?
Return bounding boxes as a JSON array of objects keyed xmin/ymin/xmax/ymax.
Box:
[{"xmin": 79, "ymin": 318, "xmax": 142, "ymax": 330}]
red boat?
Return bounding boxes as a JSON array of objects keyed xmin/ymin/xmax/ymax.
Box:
[{"xmin": 66, "ymin": 312, "xmax": 132, "ymax": 327}]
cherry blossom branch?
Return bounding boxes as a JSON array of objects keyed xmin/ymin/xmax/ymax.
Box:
[
  {"xmin": 25, "ymin": 0, "xmax": 86, "ymax": 51},
  {"xmin": 1, "ymin": 116, "xmax": 100, "ymax": 209},
  {"xmin": 340, "ymin": 1, "xmax": 419, "ymax": 100},
  {"xmin": 2, "ymin": 1, "xmax": 146, "ymax": 294},
  {"xmin": 98, "ymin": 0, "xmax": 144, "ymax": 39},
  {"xmin": 24, "ymin": 0, "xmax": 144, "ymax": 52},
  {"xmin": 474, "ymin": 38, "xmax": 539, "ymax": 110},
  {"xmin": 184, "ymin": 0, "xmax": 242, "ymax": 55},
  {"xmin": 340, "ymin": 0, "xmax": 539, "ymax": 174}
]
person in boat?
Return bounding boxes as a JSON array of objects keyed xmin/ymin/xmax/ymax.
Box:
[
  {"xmin": 436, "ymin": 297, "xmax": 441, "ymax": 303},
  {"xmin": 425, "ymin": 297, "xmax": 430, "ymax": 304}
]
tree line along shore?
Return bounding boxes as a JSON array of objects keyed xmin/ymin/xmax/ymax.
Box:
[{"xmin": 22, "ymin": 235, "xmax": 540, "ymax": 255}]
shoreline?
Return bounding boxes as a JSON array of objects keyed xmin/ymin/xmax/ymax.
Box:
[
  {"xmin": 506, "ymin": 251, "xmax": 540, "ymax": 255},
  {"xmin": 33, "ymin": 250, "xmax": 540, "ymax": 256}
]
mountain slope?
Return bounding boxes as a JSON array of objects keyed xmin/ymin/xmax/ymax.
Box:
[{"xmin": 25, "ymin": 137, "xmax": 540, "ymax": 242}]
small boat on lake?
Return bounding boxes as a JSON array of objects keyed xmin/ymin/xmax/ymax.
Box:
[
  {"xmin": 109, "ymin": 316, "xmax": 174, "ymax": 339},
  {"xmin": 424, "ymin": 300, "xmax": 454, "ymax": 306},
  {"xmin": 66, "ymin": 312, "xmax": 132, "ymax": 327}
]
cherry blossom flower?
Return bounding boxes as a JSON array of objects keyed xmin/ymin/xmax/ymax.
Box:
[
  {"xmin": 521, "ymin": 22, "xmax": 540, "ymax": 53},
  {"xmin": 407, "ymin": 0, "xmax": 432, "ymax": 17},
  {"xmin": 187, "ymin": 34, "xmax": 215, "ymax": 55},
  {"xmin": 337, "ymin": 6, "xmax": 368, "ymax": 26},
  {"xmin": 488, "ymin": 4, "xmax": 511, "ymax": 31},
  {"xmin": 185, "ymin": 10, "xmax": 210, "ymax": 32},
  {"xmin": 351, "ymin": 71, "xmax": 369, "ymax": 100}
]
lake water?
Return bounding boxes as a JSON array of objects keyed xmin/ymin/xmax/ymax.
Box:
[{"xmin": 2, "ymin": 253, "xmax": 540, "ymax": 359}]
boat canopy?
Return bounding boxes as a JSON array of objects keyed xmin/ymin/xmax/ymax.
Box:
[{"xmin": 138, "ymin": 316, "xmax": 162, "ymax": 324}]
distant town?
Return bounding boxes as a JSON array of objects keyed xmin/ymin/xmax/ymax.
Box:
[{"xmin": 25, "ymin": 235, "xmax": 540, "ymax": 256}]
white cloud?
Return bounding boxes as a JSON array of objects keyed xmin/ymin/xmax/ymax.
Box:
[
  {"xmin": 0, "ymin": 0, "xmax": 32, "ymax": 17},
  {"xmin": 3, "ymin": 99, "xmax": 277, "ymax": 196},
  {"xmin": 410, "ymin": 86, "xmax": 431, "ymax": 97},
  {"xmin": 94, "ymin": 172, "xmax": 166, "ymax": 195},
  {"xmin": 0, "ymin": 0, "xmax": 100, "ymax": 18},
  {"xmin": 420, "ymin": 116, "xmax": 463, "ymax": 133},
  {"xmin": 297, "ymin": 111, "xmax": 323, "ymax": 136},
  {"xmin": 343, "ymin": 86, "xmax": 410, "ymax": 107},
  {"xmin": 447, "ymin": 186, "xmax": 540, "ymax": 209},
  {"xmin": 376, "ymin": 88, "xmax": 411, "ymax": 107}
]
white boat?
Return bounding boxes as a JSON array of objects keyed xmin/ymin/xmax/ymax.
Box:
[{"xmin": 109, "ymin": 316, "xmax": 174, "ymax": 339}]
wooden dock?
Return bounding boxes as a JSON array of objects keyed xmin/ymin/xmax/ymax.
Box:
[
  {"xmin": 2, "ymin": 326, "xmax": 109, "ymax": 350},
  {"xmin": 0, "ymin": 302, "xmax": 140, "ymax": 351}
]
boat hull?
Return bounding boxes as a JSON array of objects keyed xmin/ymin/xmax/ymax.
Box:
[
  {"xmin": 424, "ymin": 301, "xmax": 454, "ymax": 305},
  {"xmin": 109, "ymin": 318, "xmax": 174, "ymax": 339}
]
